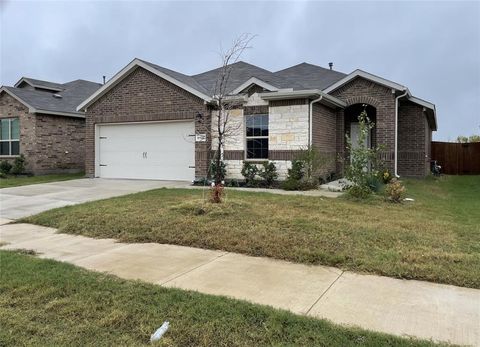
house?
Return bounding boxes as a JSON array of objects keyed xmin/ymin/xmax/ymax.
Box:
[
  {"xmin": 0, "ymin": 78, "xmax": 101, "ymax": 174},
  {"xmin": 77, "ymin": 58, "xmax": 437, "ymax": 181}
]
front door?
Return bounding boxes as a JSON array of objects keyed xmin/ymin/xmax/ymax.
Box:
[{"xmin": 350, "ymin": 122, "xmax": 371, "ymax": 150}]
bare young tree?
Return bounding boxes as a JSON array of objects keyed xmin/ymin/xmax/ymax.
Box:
[{"xmin": 209, "ymin": 33, "xmax": 256, "ymax": 186}]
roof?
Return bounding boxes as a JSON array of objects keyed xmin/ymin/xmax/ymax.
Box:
[
  {"xmin": 140, "ymin": 59, "xmax": 210, "ymax": 95},
  {"xmin": 274, "ymin": 62, "xmax": 347, "ymax": 90},
  {"xmin": 14, "ymin": 77, "xmax": 65, "ymax": 92},
  {"xmin": 191, "ymin": 61, "xmax": 305, "ymax": 95},
  {"xmin": 2, "ymin": 79, "xmax": 101, "ymax": 117},
  {"xmin": 76, "ymin": 57, "xmax": 436, "ymax": 128}
]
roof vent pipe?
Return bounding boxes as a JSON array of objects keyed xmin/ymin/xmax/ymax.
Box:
[
  {"xmin": 103, "ymin": 76, "xmax": 106, "ymax": 85},
  {"xmin": 328, "ymin": 62, "xmax": 333, "ymax": 70}
]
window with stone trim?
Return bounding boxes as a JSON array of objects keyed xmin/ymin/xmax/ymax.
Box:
[
  {"xmin": 0, "ymin": 118, "xmax": 20, "ymax": 156},
  {"xmin": 246, "ymin": 114, "xmax": 268, "ymax": 159}
]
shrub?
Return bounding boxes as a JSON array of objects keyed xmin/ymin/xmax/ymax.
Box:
[
  {"xmin": 378, "ymin": 169, "xmax": 393, "ymax": 184},
  {"xmin": 281, "ymin": 178, "xmax": 318, "ymax": 191},
  {"xmin": 346, "ymin": 184, "xmax": 373, "ymax": 199},
  {"xmin": 241, "ymin": 162, "xmax": 258, "ymax": 187},
  {"xmin": 11, "ymin": 154, "xmax": 26, "ymax": 175},
  {"xmin": 287, "ymin": 160, "xmax": 304, "ymax": 181},
  {"xmin": 296, "ymin": 146, "xmax": 333, "ymax": 184},
  {"xmin": 384, "ymin": 178, "xmax": 406, "ymax": 203},
  {"xmin": 209, "ymin": 158, "xmax": 226, "ymax": 183},
  {"xmin": 258, "ymin": 162, "xmax": 278, "ymax": 187},
  {"xmin": 366, "ymin": 175, "xmax": 383, "ymax": 193},
  {"xmin": 0, "ymin": 160, "xmax": 12, "ymax": 175}
]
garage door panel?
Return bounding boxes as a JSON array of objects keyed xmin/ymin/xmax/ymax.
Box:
[{"xmin": 97, "ymin": 121, "xmax": 195, "ymax": 180}]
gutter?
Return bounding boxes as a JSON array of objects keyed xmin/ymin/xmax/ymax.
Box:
[
  {"xmin": 394, "ymin": 90, "xmax": 408, "ymax": 178},
  {"xmin": 309, "ymin": 96, "xmax": 323, "ymax": 146},
  {"xmin": 260, "ymin": 89, "xmax": 346, "ymax": 108}
]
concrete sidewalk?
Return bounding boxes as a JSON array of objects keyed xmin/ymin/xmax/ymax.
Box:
[{"xmin": 1, "ymin": 221, "xmax": 478, "ymax": 346}]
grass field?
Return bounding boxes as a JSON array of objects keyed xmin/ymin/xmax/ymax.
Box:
[
  {"xmin": 22, "ymin": 175, "xmax": 480, "ymax": 288},
  {"xmin": 0, "ymin": 172, "xmax": 84, "ymax": 188},
  {"xmin": 0, "ymin": 250, "xmax": 442, "ymax": 346}
]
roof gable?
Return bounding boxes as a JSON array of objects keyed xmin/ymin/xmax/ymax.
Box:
[
  {"xmin": 323, "ymin": 69, "xmax": 407, "ymax": 93},
  {"xmin": 14, "ymin": 77, "xmax": 65, "ymax": 92},
  {"xmin": 77, "ymin": 58, "xmax": 213, "ymax": 111}
]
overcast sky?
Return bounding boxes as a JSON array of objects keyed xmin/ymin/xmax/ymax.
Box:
[{"xmin": 1, "ymin": 1, "xmax": 479, "ymax": 140}]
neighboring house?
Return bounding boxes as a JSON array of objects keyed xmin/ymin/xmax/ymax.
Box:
[
  {"xmin": 0, "ymin": 78, "xmax": 101, "ymax": 174},
  {"xmin": 77, "ymin": 58, "xmax": 437, "ymax": 181}
]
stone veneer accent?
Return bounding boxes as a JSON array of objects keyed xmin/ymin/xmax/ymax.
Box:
[
  {"xmin": 85, "ymin": 67, "xmax": 211, "ymax": 178},
  {"xmin": 0, "ymin": 92, "xmax": 85, "ymax": 174},
  {"xmin": 220, "ymin": 96, "xmax": 311, "ymax": 180}
]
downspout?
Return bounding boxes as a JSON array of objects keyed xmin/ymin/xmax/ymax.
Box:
[
  {"xmin": 394, "ymin": 90, "xmax": 408, "ymax": 177},
  {"xmin": 309, "ymin": 95, "xmax": 323, "ymax": 146}
]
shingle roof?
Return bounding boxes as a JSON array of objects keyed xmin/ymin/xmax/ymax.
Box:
[
  {"xmin": 191, "ymin": 61, "xmax": 305, "ymax": 94},
  {"xmin": 273, "ymin": 62, "xmax": 347, "ymax": 90},
  {"xmin": 3, "ymin": 79, "xmax": 101, "ymax": 116},
  {"xmin": 140, "ymin": 59, "xmax": 210, "ymax": 95},
  {"xmin": 15, "ymin": 77, "xmax": 65, "ymax": 91}
]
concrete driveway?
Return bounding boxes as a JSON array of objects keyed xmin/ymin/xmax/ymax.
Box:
[{"xmin": 0, "ymin": 178, "xmax": 190, "ymax": 219}]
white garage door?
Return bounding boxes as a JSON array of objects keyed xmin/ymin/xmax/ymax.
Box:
[{"xmin": 97, "ymin": 121, "xmax": 195, "ymax": 181}]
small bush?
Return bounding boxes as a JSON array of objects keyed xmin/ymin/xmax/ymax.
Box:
[
  {"xmin": 281, "ymin": 178, "xmax": 318, "ymax": 191},
  {"xmin": 11, "ymin": 154, "xmax": 26, "ymax": 175},
  {"xmin": 287, "ymin": 160, "xmax": 304, "ymax": 181},
  {"xmin": 346, "ymin": 185, "xmax": 373, "ymax": 199},
  {"xmin": 384, "ymin": 178, "xmax": 406, "ymax": 203},
  {"xmin": 0, "ymin": 160, "xmax": 12, "ymax": 175},
  {"xmin": 258, "ymin": 162, "xmax": 278, "ymax": 187},
  {"xmin": 378, "ymin": 169, "xmax": 393, "ymax": 184},
  {"xmin": 241, "ymin": 162, "xmax": 258, "ymax": 187},
  {"xmin": 366, "ymin": 175, "xmax": 383, "ymax": 193}
]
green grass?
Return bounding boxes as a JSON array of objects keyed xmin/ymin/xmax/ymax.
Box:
[
  {"xmin": 0, "ymin": 172, "xmax": 84, "ymax": 188},
  {"xmin": 0, "ymin": 250, "xmax": 442, "ymax": 346},
  {"xmin": 22, "ymin": 176, "xmax": 480, "ymax": 288}
]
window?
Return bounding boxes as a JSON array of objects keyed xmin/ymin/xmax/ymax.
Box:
[
  {"xmin": 0, "ymin": 118, "xmax": 20, "ymax": 156},
  {"xmin": 246, "ymin": 114, "xmax": 268, "ymax": 159}
]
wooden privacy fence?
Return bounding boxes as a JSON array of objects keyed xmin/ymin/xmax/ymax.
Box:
[{"xmin": 431, "ymin": 141, "xmax": 480, "ymax": 175}]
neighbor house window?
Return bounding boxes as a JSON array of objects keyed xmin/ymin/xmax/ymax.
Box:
[
  {"xmin": 246, "ymin": 114, "xmax": 268, "ymax": 159},
  {"xmin": 0, "ymin": 118, "xmax": 20, "ymax": 156}
]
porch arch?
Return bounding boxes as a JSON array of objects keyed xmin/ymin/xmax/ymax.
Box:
[{"xmin": 344, "ymin": 96, "xmax": 381, "ymax": 109}]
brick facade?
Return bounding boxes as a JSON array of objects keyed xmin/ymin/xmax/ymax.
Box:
[
  {"xmin": 331, "ymin": 77, "xmax": 396, "ymax": 174},
  {"xmin": 311, "ymin": 103, "xmax": 337, "ymax": 175},
  {"xmin": 398, "ymin": 100, "xmax": 431, "ymax": 177},
  {"xmin": 85, "ymin": 67, "xmax": 211, "ymax": 178},
  {"xmin": 0, "ymin": 92, "xmax": 85, "ymax": 175},
  {"xmin": 34, "ymin": 114, "xmax": 85, "ymax": 174}
]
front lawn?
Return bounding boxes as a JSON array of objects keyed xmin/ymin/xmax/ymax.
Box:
[
  {"xmin": 22, "ymin": 175, "xmax": 480, "ymax": 288},
  {"xmin": 0, "ymin": 250, "xmax": 441, "ymax": 346},
  {"xmin": 0, "ymin": 172, "xmax": 84, "ymax": 188}
]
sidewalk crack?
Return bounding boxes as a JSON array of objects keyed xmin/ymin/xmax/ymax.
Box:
[
  {"xmin": 305, "ymin": 270, "xmax": 344, "ymax": 315},
  {"xmin": 159, "ymin": 252, "xmax": 229, "ymax": 286}
]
